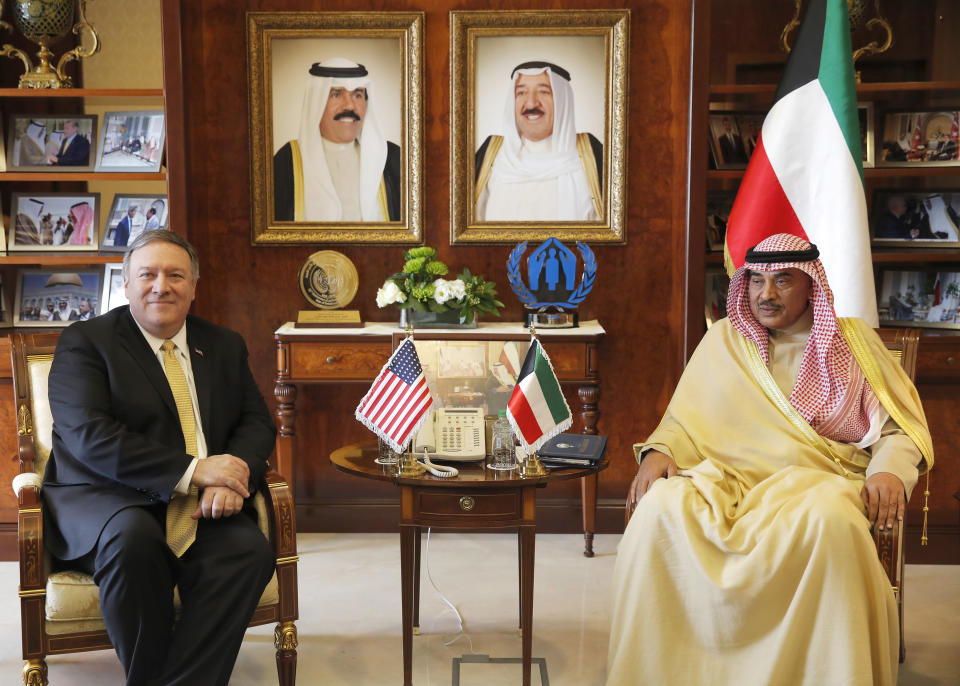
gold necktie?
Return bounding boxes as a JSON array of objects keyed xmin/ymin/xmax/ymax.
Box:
[{"xmin": 161, "ymin": 340, "xmax": 199, "ymax": 557}]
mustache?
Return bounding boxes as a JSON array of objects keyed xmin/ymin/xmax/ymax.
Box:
[
  {"xmin": 521, "ymin": 107, "xmax": 545, "ymax": 117},
  {"xmin": 757, "ymin": 300, "xmax": 782, "ymax": 309},
  {"xmin": 333, "ymin": 110, "xmax": 362, "ymax": 121}
]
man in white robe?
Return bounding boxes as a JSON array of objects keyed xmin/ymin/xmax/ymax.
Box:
[
  {"xmin": 475, "ymin": 61, "xmax": 603, "ymax": 222},
  {"xmin": 273, "ymin": 57, "xmax": 401, "ymax": 222},
  {"xmin": 607, "ymin": 233, "xmax": 933, "ymax": 686}
]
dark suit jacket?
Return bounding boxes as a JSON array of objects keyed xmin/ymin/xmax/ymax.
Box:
[
  {"xmin": 57, "ymin": 134, "xmax": 91, "ymax": 166},
  {"xmin": 114, "ymin": 216, "xmax": 131, "ymax": 247},
  {"xmin": 43, "ymin": 307, "xmax": 276, "ymax": 561}
]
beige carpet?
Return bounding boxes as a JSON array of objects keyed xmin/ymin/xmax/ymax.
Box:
[{"xmin": 0, "ymin": 533, "xmax": 956, "ymax": 685}]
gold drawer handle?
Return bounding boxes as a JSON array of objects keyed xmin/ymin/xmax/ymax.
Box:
[
  {"xmin": 947, "ymin": 356, "xmax": 955, "ymax": 365},
  {"xmin": 326, "ymin": 356, "xmax": 336, "ymax": 364},
  {"xmin": 459, "ymin": 496, "xmax": 475, "ymax": 512}
]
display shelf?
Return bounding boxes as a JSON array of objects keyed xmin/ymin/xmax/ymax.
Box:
[
  {"xmin": 0, "ymin": 172, "xmax": 166, "ymax": 181},
  {"xmin": 0, "ymin": 253, "xmax": 122, "ymax": 265},
  {"xmin": 0, "ymin": 88, "xmax": 163, "ymax": 98}
]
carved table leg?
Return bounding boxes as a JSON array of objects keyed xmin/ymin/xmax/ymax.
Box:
[
  {"xmin": 274, "ymin": 620, "xmax": 298, "ymax": 686},
  {"xmin": 22, "ymin": 659, "xmax": 47, "ymax": 686},
  {"xmin": 273, "ymin": 381, "xmax": 297, "ymax": 491},
  {"xmin": 579, "ymin": 382, "xmax": 600, "ymax": 556}
]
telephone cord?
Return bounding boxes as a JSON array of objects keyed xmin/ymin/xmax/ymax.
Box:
[{"xmin": 424, "ymin": 527, "xmax": 476, "ymax": 652}]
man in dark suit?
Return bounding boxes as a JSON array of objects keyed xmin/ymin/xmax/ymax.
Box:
[
  {"xmin": 114, "ymin": 206, "xmax": 137, "ymax": 247},
  {"xmin": 44, "ymin": 230, "xmax": 276, "ymax": 686},
  {"xmin": 46, "ymin": 120, "xmax": 91, "ymax": 166}
]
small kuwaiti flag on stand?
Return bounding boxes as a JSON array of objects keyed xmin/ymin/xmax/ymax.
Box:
[
  {"xmin": 724, "ymin": 0, "xmax": 878, "ymax": 326},
  {"xmin": 354, "ymin": 337, "xmax": 433, "ymax": 453},
  {"xmin": 506, "ymin": 338, "xmax": 572, "ymax": 454}
]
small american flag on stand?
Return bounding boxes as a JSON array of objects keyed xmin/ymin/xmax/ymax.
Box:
[{"xmin": 354, "ymin": 337, "xmax": 433, "ymax": 453}]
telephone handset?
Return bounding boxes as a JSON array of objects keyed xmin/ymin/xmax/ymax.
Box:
[{"xmin": 414, "ymin": 407, "xmax": 486, "ymax": 463}]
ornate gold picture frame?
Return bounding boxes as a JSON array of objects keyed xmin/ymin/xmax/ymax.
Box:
[
  {"xmin": 450, "ymin": 10, "xmax": 630, "ymax": 244},
  {"xmin": 246, "ymin": 12, "xmax": 424, "ymax": 244}
]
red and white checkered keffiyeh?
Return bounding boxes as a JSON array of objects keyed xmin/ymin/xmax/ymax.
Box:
[{"xmin": 726, "ymin": 233, "xmax": 878, "ymax": 444}]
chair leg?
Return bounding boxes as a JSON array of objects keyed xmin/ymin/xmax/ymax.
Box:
[
  {"xmin": 22, "ymin": 659, "xmax": 47, "ymax": 686},
  {"xmin": 274, "ymin": 620, "xmax": 298, "ymax": 686}
]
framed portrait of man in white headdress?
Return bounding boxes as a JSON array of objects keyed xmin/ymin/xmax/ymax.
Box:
[
  {"xmin": 247, "ymin": 12, "xmax": 423, "ymax": 244},
  {"xmin": 450, "ymin": 10, "xmax": 630, "ymax": 244}
]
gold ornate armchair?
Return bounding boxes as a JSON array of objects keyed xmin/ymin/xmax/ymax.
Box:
[
  {"xmin": 11, "ymin": 332, "xmax": 299, "ymax": 686},
  {"xmin": 624, "ymin": 327, "xmax": 920, "ymax": 663}
]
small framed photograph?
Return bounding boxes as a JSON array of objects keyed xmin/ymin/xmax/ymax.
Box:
[
  {"xmin": 879, "ymin": 110, "xmax": 960, "ymax": 167},
  {"xmin": 5, "ymin": 114, "xmax": 98, "ymax": 171},
  {"xmin": 0, "ymin": 275, "xmax": 11, "ymax": 328},
  {"xmin": 706, "ymin": 190, "xmax": 736, "ymax": 252},
  {"xmin": 736, "ymin": 113, "xmax": 764, "ymax": 161},
  {"xmin": 95, "ymin": 110, "xmax": 166, "ymax": 172},
  {"xmin": 878, "ymin": 269, "xmax": 960, "ymax": 329},
  {"xmin": 101, "ymin": 194, "xmax": 169, "ymax": 251},
  {"xmin": 870, "ymin": 189, "xmax": 960, "ymax": 248},
  {"xmin": 101, "ymin": 264, "xmax": 128, "ymax": 312},
  {"xmin": 858, "ymin": 102, "xmax": 875, "ymax": 168},
  {"xmin": 437, "ymin": 342, "xmax": 488, "ymax": 379},
  {"xmin": 708, "ymin": 113, "xmax": 749, "ymax": 169},
  {"xmin": 14, "ymin": 269, "xmax": 103, "ymax": 326},
  {"xmin": 704, "ymin": 267, "xmax": 730, "ymax": 329},
  {"xmin": 9, "ymin": 193, "xmax": 100, "ymax": 251}
]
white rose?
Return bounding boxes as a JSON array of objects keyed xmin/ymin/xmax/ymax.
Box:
[
  {"xmin": 448, "ymin": 279, "xmax": 466, "ymax": 299},
  {"xmin": 376, "ymin": 281, "xmax": 406, "ymax": 308},
  {"xmin": 432, "ymin": 278, "xmax": 454, "ymax": 305}
]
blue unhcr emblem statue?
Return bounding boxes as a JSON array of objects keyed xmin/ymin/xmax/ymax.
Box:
[{"xmin": 507, "ymin": 238, "xmax": 597, "ymax": 328}]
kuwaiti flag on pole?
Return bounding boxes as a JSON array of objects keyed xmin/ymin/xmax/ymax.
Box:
[
  {"xmin": 506, "ymin": 339, "xmax": 572, "ymax": 453},
  {"xmin": 724, "ymin": 0, "xmax": 878, "ymax": 326}
]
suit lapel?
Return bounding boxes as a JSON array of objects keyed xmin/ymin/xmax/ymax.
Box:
[
  {"xmin": 116, "ymin": 308, "xmax": 179, "ymax": 419},
  {"xmin": 186, "ymin": 322, "xmax": 212, "ymax": 436}
]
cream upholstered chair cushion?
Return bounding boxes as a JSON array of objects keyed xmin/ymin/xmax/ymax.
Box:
[{"xmin": 20, "ymin": 355, "xmax": 279, "ymax": 635}]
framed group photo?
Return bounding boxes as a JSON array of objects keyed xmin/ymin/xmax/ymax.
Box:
[
  {"xmin": 879, "ymin": 110, "xmax": 960, "ymax": 167},
  {"xmin": 877, "ymin": 269, "xmax": 960, "ymax": 329},
  {"xmin": 95, "ymin": 111, "xmax": 166, "ymax": 172},
  {"xmin": 870, "ymin": 189, "xmax": 960, "ymax": 248},
  {"xmin": 5, "ymin": 114, "xmax": 98, "ymax": 172},
  {"xmin": 8, "ymin": 193, "xmax": 100, "ymax": 251},
  {"xmin": 14, "ymin": 269, "xmax": 103, "ymax": 327},
  {"xmin": 449, "ymin": 9, "xmax": 630, "ymax": 244},
  {"xmin": 708, "ymin": 112, "xmax": 762, "ymax": 169},
  {"xmin": 246, "ymin": 11, "xmax": 424, "ymax": 244},
  {"xmin": 101, "ymin": 194, "xmax": 169, "ymax": 251},
  {"xmin": 858, "ymin": 102, "xmax": 875, "ymax": 168},
  {"xmin": 704, "ymin": 267, "xmax": 731, "ymax": 329}
]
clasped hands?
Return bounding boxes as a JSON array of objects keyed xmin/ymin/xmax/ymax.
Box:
[
  {"xmin": 189, "ymin": 454, "xmax": 251, "ymax": 520},
  {"xmin": 627, "ymin": 449, "xmax": 906, "ymax": 531}
]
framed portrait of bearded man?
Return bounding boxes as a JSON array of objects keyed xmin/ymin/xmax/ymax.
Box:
[
  {"xmin": 246, "ymin": 12, "xmax": 423, "ymax": 244},
  {"xmin": 450, "ymin": 10, "xmax": 630, "ymax": 244}
]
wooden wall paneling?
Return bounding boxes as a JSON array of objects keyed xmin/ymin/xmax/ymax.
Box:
[
  {"xmin": 177, "ymin": 0, "xmax": 695, "ymax": 535},
  {"xmin": 160, "ymin": 0, "xmax": 189, "ymax": 237}
]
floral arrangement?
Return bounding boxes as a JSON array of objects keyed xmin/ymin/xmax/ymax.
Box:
[{"xmin": 376, "ymin": 246, "xmax": 504, "ymax": 324}]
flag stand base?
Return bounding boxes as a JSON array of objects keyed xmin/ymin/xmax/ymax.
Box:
[
  {"xmin": 399, "ymin": 451, "xmax": 426, "ymax": 477},
  {"xmin": 521, "ymin": 452, "xmax": 547, "ymax": 477}
]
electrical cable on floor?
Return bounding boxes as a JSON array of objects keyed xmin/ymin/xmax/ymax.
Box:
[{"xmin": 424, "ymin": 527, "xmax": 476, "ymax": 652}]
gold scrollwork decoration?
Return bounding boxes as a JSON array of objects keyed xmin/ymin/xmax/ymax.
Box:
[
  {"xmin": 274, "ymin": 621, "xmax": 299, "ymax": 652},
  {"xmin": 55, "ymin": 0, "xmax": 101, "ymax": 86},
  {"xmin": 781, "ymin": 0, "xmax": 892, "ymax": 83},
  {"xmin": 18, "ymin": 404, "xmax": 33, "ymax": 437},
  {"xmin": 23, "ymin": 658, "xmax": 48, "ymax": 686}
]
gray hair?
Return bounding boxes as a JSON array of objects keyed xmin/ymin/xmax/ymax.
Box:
[{"xmin": 122, "ymin": 230, "xmax": 200, "ymax": 282}]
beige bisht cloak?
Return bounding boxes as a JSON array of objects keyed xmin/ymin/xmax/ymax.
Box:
[{"xmin": 607, "ymin": 317, "xmax": 932, "ymax": 686}]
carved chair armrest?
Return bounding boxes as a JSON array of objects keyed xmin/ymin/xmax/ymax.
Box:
[
  {"xmin": 872, "ymin": 517, "xmax": 903, "ymax": 591},
  {"xmin": 261, "ymin": 469, "xmax": 297, "ymax": 559},
  {"xmin": 16, "ymin": 483, "xmax": 47, "ymax": 593}
]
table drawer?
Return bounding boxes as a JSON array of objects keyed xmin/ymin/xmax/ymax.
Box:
[
  {"xmin": 287, "ymin": 341, "xmax": 391, "ymax": 380},
  {"xmin": 414, "ymin": 490, "xmax": 522, "ymax": 523}
]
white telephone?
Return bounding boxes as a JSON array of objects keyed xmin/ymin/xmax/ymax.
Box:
[{"xmin": 414, "ymin": 407, "xmax": 487, "ymax": 462}]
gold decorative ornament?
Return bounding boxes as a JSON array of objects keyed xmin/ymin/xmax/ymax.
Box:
[
  {"xmin": 274, "ymin": 621, "xmax": 298, "ymax": 652},
  {"xmin": 399, "ymin": 449, "xmax": 426, "ymax": 477},
  {"xmin": 0, "ymin": 0, "xmax": 101, "ymax": 89},
  {"xmin": 521, "ymin": 451, "xmax": 547, "ymax": 477},
  {"xmin": 17, "ymin": 403, "xmax": 33, "ymax": 436},
  {"xmin": 295, "ymin": 250, "xmax": 361, "ymax": 327},
  {"xmin": 781, "ymin": 0, "xmax": 892, "ymax": 83}
]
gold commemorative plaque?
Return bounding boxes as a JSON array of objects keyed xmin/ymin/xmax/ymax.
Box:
[{"xmin": 296, "ymin": 251, "xmax": 361, "ymax": 327}]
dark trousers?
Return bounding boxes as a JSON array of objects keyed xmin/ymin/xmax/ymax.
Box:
[{"xmin": 70, "ymin": 504, "xmax": 275, "ymax": 686}]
